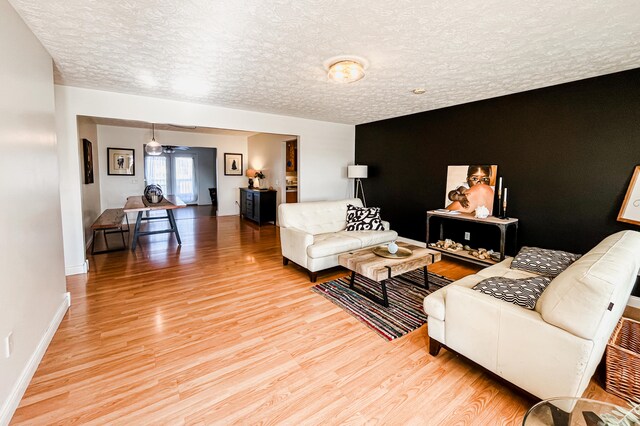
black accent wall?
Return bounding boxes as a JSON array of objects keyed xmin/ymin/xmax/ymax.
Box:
[{"xmin": 355, "ymin": 68, "xmax": 640, "ymax": 254}]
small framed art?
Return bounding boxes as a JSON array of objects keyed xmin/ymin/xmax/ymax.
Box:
[
  {"xmin": 107, "ymin": 147, "xmax": 135, "ymax": 176},
  {"xmin": 82, "ymin": 138, "xmax": 94, "ymax": 184},
  {"xmin": 224, "ymin": 153, "xmax": 243, "ymax": 176},
  {"xmin": 618, "ymin": 166, "xmax": 640, "ymax": 226}
]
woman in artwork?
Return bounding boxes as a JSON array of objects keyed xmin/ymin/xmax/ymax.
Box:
[{"xmin": 446, "ymin": 165, "xmax": 495, "ymax": 214}]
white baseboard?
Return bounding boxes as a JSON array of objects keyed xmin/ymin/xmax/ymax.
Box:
[
  {"xmin": 627, "ymin": 295, "xmax": 640, "ymax": 309},
  {"xmin": 0, "ymin": 292, "xmax": 71, "ymax": 426},
  {"xmin": 65, "ymin": 259, "xmax": 88, "ymax": 276},
  {"xmin": 397, "ymin": 236, "xmax": 426, "ymax": 248}
]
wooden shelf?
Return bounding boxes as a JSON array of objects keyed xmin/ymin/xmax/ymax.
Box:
[
  {"xmin": 427, "ymin": 210, "xmax": 518, "ymax": 225},
  {"xmin": 426, "ymin": 210, "xmax": 519, "ymax": 266},
  {"xmin": 428, "ymin": 246, "xmax": 498, "ymax": 267}
]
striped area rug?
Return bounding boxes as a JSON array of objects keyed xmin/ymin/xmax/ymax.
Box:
[{"xmin": 311, "ymin": 270, "xmax": 452, "ymax": 341}]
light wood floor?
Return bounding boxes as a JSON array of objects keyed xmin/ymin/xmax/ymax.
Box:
[{"xmin": 12, "ymin": 210, "xmax": 622, "ymax": 425}]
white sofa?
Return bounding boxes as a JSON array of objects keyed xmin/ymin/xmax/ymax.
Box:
[
  {"xmin": 279, "ymin": 198, "xmax": 398, "ymax": 282},
  {"xmin": 423, "ymin": 230, "xmax": 640, "ymax": 401}
]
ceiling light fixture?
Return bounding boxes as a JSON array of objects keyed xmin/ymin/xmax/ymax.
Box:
[
  {"xmin": 412, "ymin": 88, "xmax": 426, "ymax": 95},
  {"xmin": 324, "ymin": 56, "xmax": 368, "ymax": 84},
  {"xmin": 145, "ymin": 123, "xmax": 163, "ymax": 156}
]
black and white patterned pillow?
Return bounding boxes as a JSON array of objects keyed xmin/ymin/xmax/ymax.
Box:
[
  {"xmin": 473, "ymin": 276, "xmax": 553, "ymax": 309},
  {"xmin": 510, "ymin": 247, "xmax": 581, "ymax": 277},
  {"xmin": 345, "ymin": 204, "xmax": 384, "ymax": 231}
]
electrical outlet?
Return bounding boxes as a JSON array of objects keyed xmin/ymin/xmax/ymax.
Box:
[
  {"xmin": 4, "ymin": 332, "xmax": 13, "ymax": 358},
  {"xmin": 464, "ymin": 232, "xmax": 471, "ymax": 240}
]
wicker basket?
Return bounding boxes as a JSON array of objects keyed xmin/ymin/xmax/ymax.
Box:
[{"xmin": 606, "ymin": 317, "xmax": 640, "ymax": 400}]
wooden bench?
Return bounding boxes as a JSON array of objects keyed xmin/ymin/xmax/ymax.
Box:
[{"xmin": 91, "ymin": 208, "xmax": 130, "ymax": 254}]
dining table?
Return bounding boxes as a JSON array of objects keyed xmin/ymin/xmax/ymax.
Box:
[{"xmin": 123, "ymin": 195, "xmax": 186, "ymax": 250}]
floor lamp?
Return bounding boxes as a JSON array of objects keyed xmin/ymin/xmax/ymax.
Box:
[{"xmin": 348, "ymin": 165, "xmax": 368, "ymax": 207}]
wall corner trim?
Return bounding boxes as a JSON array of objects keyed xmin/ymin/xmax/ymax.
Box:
[{"xmin": 0, "ymin": 292, "xmax": 71, "ymax": 425}]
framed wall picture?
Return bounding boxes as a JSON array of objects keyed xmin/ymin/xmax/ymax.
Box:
[
  {"xmin": 445, "ymin": 164, "xmax": 498, "ymax": 215},
  {"xmin": 618, "ymin": 166, "xmax": 640, "ymax": 226},
  {"xmin": 107, "ymin": 147, "xmax": 135, "ymax": 176},
  {"xmin": 82, "ymin": 138, "xmax": 94, "ymax": 184},
  {"xmin": 224, "ymin": 153, "xmax": 243, "ymax": 176}
]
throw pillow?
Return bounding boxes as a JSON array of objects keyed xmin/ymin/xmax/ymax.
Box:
[
  {"xmin": 510, "ymin": 246, "xmax": 581, "ymax": 277},
  {"xmin": 345, "ymin": 204, "xmax": 384, "ymax": 231},
  {"xmin": 473, "ymin": 276, "xmax": 553, "ymax": 309}
]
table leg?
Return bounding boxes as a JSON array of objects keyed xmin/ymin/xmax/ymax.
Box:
[
  {"xmin": 348, "ymin": 271, "xmax": 389, "ymax": 308},
  {"xmin": 423, "ymin": 265, "xmax": 429, "ymax": 289},
  {"xmin": 499, "ymin": 225, "xmax": 506, "ymax": 261},
  {"xmin": 380, "ymin": 279, "xmax": 389, "ymax": 307},
  {"xmin": 91, "ymin": 229, "xmax": 97, "ymax": 255},
  {"xmin": 167, "ymin": 209, "xmax": 182, "ymax": 245},
  {"xmin": 131, "ymin": 211, "xmax": 143, "ymax": 251}
]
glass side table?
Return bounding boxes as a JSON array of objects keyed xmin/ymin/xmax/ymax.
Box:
[{"xmin": 523, "ymin": 397, "xmax": 637, "ymax": 426}]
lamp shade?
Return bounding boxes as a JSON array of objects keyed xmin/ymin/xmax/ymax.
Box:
[
  {"xmin": 246, "ymin": 168, "xmax": 257, "ymax": 178},
  {"xmin": 145, "ymin": 140, "xmax": 162, "ymax": 156},
  {"xmin": 348, "ymin": 165, "xmax": 368, "ymax": 179},
  {"xmin": 145, "ymin": 123, "xmax": 163, "ymax": 156}
]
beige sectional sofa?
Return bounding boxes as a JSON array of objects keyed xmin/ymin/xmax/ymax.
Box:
[
  {"xmin": 279, "ymin": 198, "xmax": 397, "ymax": 281},
  {"xmin": 424, "ymin": 230, "xmax": 640, "ymax": 401}
]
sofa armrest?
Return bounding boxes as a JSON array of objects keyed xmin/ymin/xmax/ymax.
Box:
[
  {"xmin": 381, "ymin": 220, "xmax": 390, "ymax": 231},
  {"xmin": 445, "ymin": 285, "xmax": 594, "ymax": 400},
  {"xmin": 280, "ymin": 226, "xmax": 314, "ymax": 268}
]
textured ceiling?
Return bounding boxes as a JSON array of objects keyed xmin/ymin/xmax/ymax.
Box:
[{"xmin": 9, "ymin": 0, "xmax": 640, "ymax": 125}]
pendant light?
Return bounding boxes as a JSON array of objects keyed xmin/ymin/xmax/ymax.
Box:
[{"xmin": 145, "ymin": 123, "xmax": 162, "ymax": 156}]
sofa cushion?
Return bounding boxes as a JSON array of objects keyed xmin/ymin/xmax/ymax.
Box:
[
  {"xmin": 338, "ymin": 230, "xmax": 398, "ymax": 247},
  {"xmin": 510, "ymin": 246, "xmax": 581, "ymax": 277},
  {"xmin": 537, "ymin": 231, "xmax": 640, "ymax": 340},
  {"xmin": 473, "ymin": 276, "xmax": 553, "ymax": 309},
  {"xmin": 476, "ymin": 258, "xmax": 541, "ymax": 280},
  {"xmin": 306, "ymin": 233, "xmax": 362, "ymax": 259},
  {"xmin": 278, "ymin": 198, "xmax": 363, "ymax": 235},
  {"xmin": 345, "ymin": 204, "xmax": 385, "ymax": 231}
]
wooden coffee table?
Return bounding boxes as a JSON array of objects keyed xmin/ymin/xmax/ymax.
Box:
[{"xmin": 338, "ymin": 242, "xmax": 441, "ymax": 307}]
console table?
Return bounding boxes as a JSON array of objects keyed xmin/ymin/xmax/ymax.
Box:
[
  {"xmin": 426, "ymin": 210, "xmax": 518, "ymax": 266},
  {"xmin": 240, "ymin": 188, "xmax": 277, "ymax": 225}
]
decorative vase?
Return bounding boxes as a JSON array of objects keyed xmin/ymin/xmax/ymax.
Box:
[
  {"xmin": 388, "ymin": 241, "xmax": 398, "ymax": 254},
  {"xmin": 144, "ymin": 184, "xmax": 164, "ymax": 204}
]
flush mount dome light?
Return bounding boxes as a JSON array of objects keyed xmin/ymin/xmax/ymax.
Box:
[{"xmin": 324, "ymin": 56, "xmax": 368, "ymax": 84}]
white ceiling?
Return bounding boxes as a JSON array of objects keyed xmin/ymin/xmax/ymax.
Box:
[{"xmin": 9, "ymin": 0, "xmax": 640, "ymax": 125}]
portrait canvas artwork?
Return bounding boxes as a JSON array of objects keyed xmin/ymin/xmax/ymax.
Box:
[
  {"xmin": 82, "ymin": 138, "xmax": 94, "ymax": 184},
  {"xmin": 107, "ymin": 148, "xmax": 135, "ymax": 176},
  {"xmin": 618, "ymin": 166, "xmax": 640, "ymax": 226},
  {"xmin": 445, "ymin": 165, "xmax": 498, "ymax": 215},
  {"xmin": 224, "ymin": 153, "xmax": 243, "ymax": 176}
]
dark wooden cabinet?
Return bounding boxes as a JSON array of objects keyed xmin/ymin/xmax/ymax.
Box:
[{"xmin": 240, "ymin": 188, "xmax": 277, "ymax": 225}]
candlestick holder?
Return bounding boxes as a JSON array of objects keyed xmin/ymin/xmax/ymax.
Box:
[{"xmin": 499, "ymin": 187, "xmax": 509, "ymax": 219}]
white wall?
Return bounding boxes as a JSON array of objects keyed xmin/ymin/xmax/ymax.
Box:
[
  {"xmin": 77, "ymin": 117, "xmax": 101, "ymax": 246},
  {"xmin": 96, "ymin": 125, "xmax": 247, "ymax": 216},
  {"xmin": 247, "ymin": 133, "xmax": 293, "ymax": 204},
  {"xmin": 56, "ymin": 86, "xmax": 355, "ymax": 275},
  {"xmin": 0, "ymin": 0, "xmax": 69, "ymax": 422}
]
